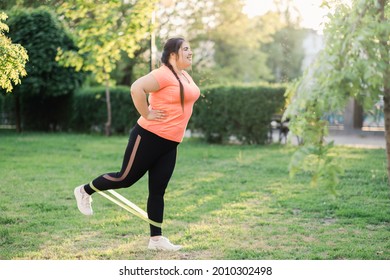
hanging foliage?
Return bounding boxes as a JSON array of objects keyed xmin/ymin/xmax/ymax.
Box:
[
  {"xmin": 284, "ymin": 0, "xmax": 389, "ymax": 191},
  {"xmin": 0, "ymin": 12, "xmax": 28, "ymax": 93}
]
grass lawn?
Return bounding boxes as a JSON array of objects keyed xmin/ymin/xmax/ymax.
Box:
[{"xmin": 0, "ymin": 131, "xmax": 389, "ymax": 260}]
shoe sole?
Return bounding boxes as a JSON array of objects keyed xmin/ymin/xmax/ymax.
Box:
[{"xmin": 148, "ymin": 244, "xmax": 182, "ymax": 251}]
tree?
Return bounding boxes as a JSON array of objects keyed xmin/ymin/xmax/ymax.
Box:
[
  {"xmin": 284, "ymin": 0, "xmax": 389, "ymax": 190},
  {"xmin": 260, "ymin": 0, "xmax": 308, "ymax": 83},
  {"xmin": 0, "ymin": 0, "xmax": 66, "ymax": 10},
  {"xmin": 262, "ymin": 26, "xmax": 307, "ymax": 83},
  {"xmin": 207, "ymin": 0, "xmax": 272, "ymax": 84},
  {"xmin": 6, "ymin": 7, "xmax": 83, "ymax": 131},
  {"xmin": 57, "ymin": 0, "xmax": 156, "ymax": 136},
  {"xmin": 0, "ymin": 12, "xmax": 28, "ymax": 93},
  {"xmin": 149, "ymin": 0, "xmax": 273, "ymax": 85},
  {"xmin": 110, "ymin": 0, "xmax": 281, "ymax": 87}
]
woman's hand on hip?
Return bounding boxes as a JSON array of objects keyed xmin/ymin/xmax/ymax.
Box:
[{"xmin": 146, "ymin": 109, "xmax": 167, "ymax": 121}]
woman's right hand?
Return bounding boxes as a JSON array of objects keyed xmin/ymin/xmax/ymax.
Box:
[{"xmin": 146, "ymin": 109, "xmax": 167, "ymax": 121}]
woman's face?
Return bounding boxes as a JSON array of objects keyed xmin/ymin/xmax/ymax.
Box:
[{"xmin": 176, "ymin": 41, "xmax": 192, "ymax": 69}]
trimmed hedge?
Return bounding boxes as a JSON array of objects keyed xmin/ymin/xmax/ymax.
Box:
[
  {"xmin": 0, "ymin": 93, "xmax": 74, "ymax": 131},
  {"xmin": 2, "ymin": 85, "xmax": 286, "ymax": 143},
  {"xmin": 73, "ymin": 84, "xmax": 286, "ymax": 141},
  {"xmin": 0, "ymin": 94, "xmax": 16, "ymax": 126},
  {"xmin": 70, "ymin": 86, "xmax": 139, "ymax": 134},
  {"xmin": 191, "ymin": 84, "xmax": 286, "ymax": 144}
]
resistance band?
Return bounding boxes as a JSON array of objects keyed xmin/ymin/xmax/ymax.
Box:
[{"xmin": 89, "ymin": 182, "xmax": 162, "ymax": 228}]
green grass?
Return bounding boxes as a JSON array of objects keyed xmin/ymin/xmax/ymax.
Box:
[{"xmin": 0, "ymin": 131, "xmax": 389, "ymax": 260}]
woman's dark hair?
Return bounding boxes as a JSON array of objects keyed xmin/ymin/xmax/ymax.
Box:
[{"xmin": 161, "ymin": 37, "xmax": 185, "ymax": 111}]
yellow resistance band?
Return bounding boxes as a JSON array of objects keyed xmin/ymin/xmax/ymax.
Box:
[{"xmin": 90, "ymin": 182, "xmax": 162, "ymax": 228}]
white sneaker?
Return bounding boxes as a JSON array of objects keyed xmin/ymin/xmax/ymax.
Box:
[
  {"xmin": 148, "ymin": 236, "xmax": 182, "ymax": 251},
  {"xmin": 74, "ymin": 185, "xmax": 93, "ymax": 216}
]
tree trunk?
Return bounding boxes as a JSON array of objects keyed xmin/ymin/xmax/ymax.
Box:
[
  {"xmin": 378, "ymin": 0, "xmax": 390, "ymax": 186},
  {"xmin": 343, "ymin": 98, "xmax": 363, "ymax": 131},
  {"xmin": 383, "ymin": 95, "xmax": 390, "ymax": 186},
  {"xmin": 105, "ymin": 78, "xmax": 112, "ymax": 136},
  {"xmin": 14, "ymin": 94, "xmax": 21, "ymax": 133}
]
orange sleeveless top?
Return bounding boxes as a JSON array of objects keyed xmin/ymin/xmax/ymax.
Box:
[{"xmin": 137, "ymin": 65, "xmax": 200, "ymax": 142}]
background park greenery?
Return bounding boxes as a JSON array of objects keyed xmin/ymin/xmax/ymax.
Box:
[
  {"xmin": 0, "ymin": 0, "xmax": 307, "ymax": 133},
  {"xmin": 0, "ymin": 0, "xmax": 389, "ymax": 260}
]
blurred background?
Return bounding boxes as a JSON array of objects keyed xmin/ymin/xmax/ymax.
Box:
[{"xmin": 0, "ymin": 0, "xmax": 384, "ymax": 138}]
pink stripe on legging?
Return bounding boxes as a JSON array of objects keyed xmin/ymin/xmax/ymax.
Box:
[{"xmin": 103, "ymin": 135, "xmax": 141, "ymax": 182}]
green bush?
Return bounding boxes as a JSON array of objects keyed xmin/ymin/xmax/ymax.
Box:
[
  {"xmin": 71, "ymin": 86, "xmax": 139, "ymax": 134},
  {"xmin": 191, "ymin": 84, "xmax": 286, "ymax": 144},
  {"xmin": 2, "ymin": 84, "xmax": 286, "ymax": 139},
  {"xmin": 5, "ymin": 7, "xmax": 84, "ymax": 130}
]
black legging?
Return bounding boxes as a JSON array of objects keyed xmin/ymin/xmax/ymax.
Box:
[{"xmin": 84, "ymin": 123, "xmax": 179, "ymax": 236}]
